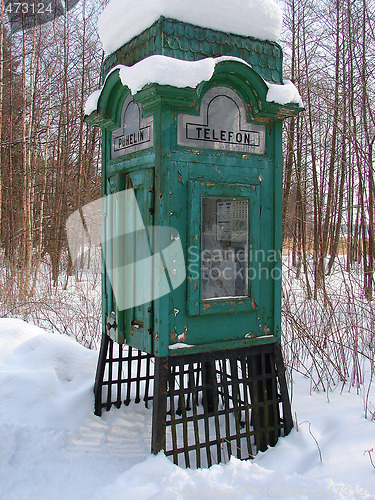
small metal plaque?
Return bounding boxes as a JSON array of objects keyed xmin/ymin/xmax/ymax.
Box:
[
  {"xmin": 178, "ymin": 87, "xmax": 266, "ymax": 154},
  {"xmin": 111, "ymin": 95, "xmax": 153, "ymax": 158}
]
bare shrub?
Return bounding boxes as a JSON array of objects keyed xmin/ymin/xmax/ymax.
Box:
[
  {"xmin": 0, "ymin": 251, "xmax": 102, "ymax": 349},
  {"xmin": 282, "ymin": 255, "xmax": 375, "ymax": 417}
]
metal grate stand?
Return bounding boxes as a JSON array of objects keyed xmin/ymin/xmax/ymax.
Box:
[
  {"xmin": 94, "ymin": 336, "xmax": 292, "ymax": 468},
  {"xmin": 94, "ymin": 332, "xmax": 154, "ymax": 416},
  {"xmin": 151, "ymin": 343, "xmax": 292, "ymax": 468}
]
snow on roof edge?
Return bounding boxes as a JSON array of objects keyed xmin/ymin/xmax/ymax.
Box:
[
  {"xmin": 84, "ymin": 56, "xmax": 251, "ymax": 116},
  {"xmin": 84, "ymin": 55, "xmax": 303, "ymax": 117},
  {"xmin": 265, "ymin": 79, "xmax": 304, "ymax": 108},
  {"xmin": 84, "ymin": 89, "xmax": 101, "ymax": 116}
]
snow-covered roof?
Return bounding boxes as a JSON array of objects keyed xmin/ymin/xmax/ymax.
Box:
[
  {"xmin": 84, "ymin": 55, "xmax": 303, "ymax": 117},
  {"xmin": 266, "ymin": 80, "xmax": 304, "ymax": 108},
  {"xmin": 84, "ymin": 89, "xmax": 101, "ymax": 117},
  {"xmin": 98, "ymin": 0, "xmax": 283, "ymax": 55}
]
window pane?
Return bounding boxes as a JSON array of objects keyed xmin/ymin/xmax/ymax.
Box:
[{"xmin": 201, "ymin": 198, "xmax": 248, "ymax": 300}]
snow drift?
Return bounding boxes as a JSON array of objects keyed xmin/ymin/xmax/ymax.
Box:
[{"xmin": 1, "ymin": 319, "xmax": 374, "ymax": 499}]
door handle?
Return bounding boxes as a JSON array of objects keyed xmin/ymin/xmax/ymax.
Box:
[{"xmin": 131, "ymin": 319, "xmax": 144, "ymax": 329}]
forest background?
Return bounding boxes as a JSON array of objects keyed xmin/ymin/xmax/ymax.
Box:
[{"xmin": 0, "ymin": 0, "xmax": 374, "ymax": 405}]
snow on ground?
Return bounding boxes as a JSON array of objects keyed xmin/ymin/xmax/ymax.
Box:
[
  {"xmin": 98, "ymin": 0, "xmax": 283, "ymax": 55},
  {"xmin": 1, "ymin": 318, "xmax": 375, "ymax": 499}
]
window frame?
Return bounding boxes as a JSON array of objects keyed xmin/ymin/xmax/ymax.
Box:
[{"xmin": 186, "ymin": 179, "xmax": 260, "ymax": 316}]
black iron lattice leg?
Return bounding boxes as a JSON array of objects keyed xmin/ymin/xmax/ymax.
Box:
[
  {"xmin": 151, "ymin": 356, "xmax": 168, "ymax": 455},
  {"xmin": 248, "ymin": 353, "xmax": 267, "ymax": 452},
  {"xmin": 274, "ymin": 342, "xmax": 293, "ymax": 435},
  {"xmin": 202, "ymin": 360, "xmax": 217, "ymax": 414},
  {"xmin": 94, "ymin": 331, "xmax": 110, "ymax": 416},
  {"xmin": 264, "ymin": 350, "xmax": 280, "ymax": 447},
  {"xmin": 94, "ymin": 342, "xmax": 292, "ymax": 467},
  {"xmin": 94, "ymin": 336, "xmax": 155, "ymax": 417}
]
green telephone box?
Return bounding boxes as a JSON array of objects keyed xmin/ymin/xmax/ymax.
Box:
[{"xmin": 86, "ymin": 16, "xmax": 303, "ymax": 467}]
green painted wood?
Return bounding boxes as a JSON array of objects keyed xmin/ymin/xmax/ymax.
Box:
[
  {"xmin": 125, "ymin": 168, "xmax": 154, "ymax": 352},
  {"xmin": 102, "ymin": 16, "xmax": 284, "ymax": 85},
  {"xmin": 273, "ymin": 121, "xmax": 283, "ymax": 340},
  {"xmin": 86, "ymin": 49, "xmax": 303, "ymax": 357},
  {"xmin": 167, "ymin": 335, "xmax": 278, "ymax": 357}
]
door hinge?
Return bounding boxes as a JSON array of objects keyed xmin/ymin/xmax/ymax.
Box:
[
  {"xmin": 106, "ymin": 320, "xmax": 117, "ymax": 331},
  {"xmin": 149, "ymin": 188, "xmax": 154, "ymax": 215}
]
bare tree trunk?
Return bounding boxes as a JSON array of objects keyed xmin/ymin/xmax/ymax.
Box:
[
  {"xmin": 301, "ymin": 19, "xmax": 323, "ymax": 298},
  {"xmin": 30, "ymin": 23, "xmax": 59, "ymax": 296},
  {"xmin": 0, "ymin": 1, "xmax": 4, "ymax": 246},
  {"xmin": 328, "ymin": 12, "xmax": 347, "ymax": 274},
  {"xmin": 282, "ymin": 0, "xmax": 297, "ymax": 238},
  {"xmin": 321, "ymin": 0, "xmax": 341, "ymax": 270},
  {"xmin": 360, "ymin": 0, "xmax": 374, "ymax": 300}
]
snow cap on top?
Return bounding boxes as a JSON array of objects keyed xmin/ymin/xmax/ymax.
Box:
[
  {"xmin": 84, "ymin": 55, "xmax": 303, "ymax": 115},
  {"xmin": 98, "ymin": 0, "xmax": 283, "ymax": 55},
  {"xmin": 84, "ymin": 56, "xmax": 251, "ymax": 115},
  {"xmin": 115, "ymin": 55, "xmax": 250, "ymax": 95}
]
